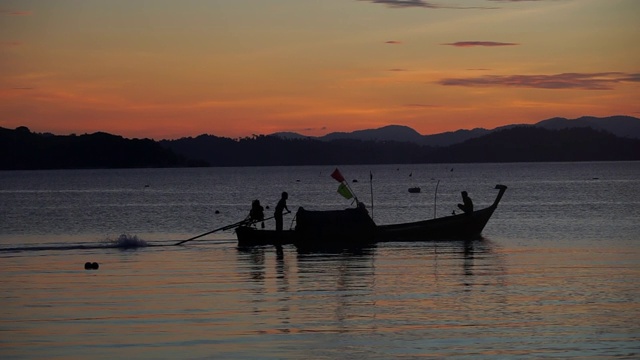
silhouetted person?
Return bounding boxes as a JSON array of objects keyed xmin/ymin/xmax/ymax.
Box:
[
  {"xmin": 249, "ymin": 199, "xmax": 265, "ymax": 228},
  {"xmin": 275, "ymin": 191, "xmax": 290, "ymax": 232},
  {"xmin": 457, "ymin": 191, "xmax": 474, "ymax": 215}
]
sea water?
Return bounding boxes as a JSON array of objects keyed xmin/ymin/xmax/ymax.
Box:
[{"xmin": 1, "ymin": 162, "xmax": 639, "ymax": 359}]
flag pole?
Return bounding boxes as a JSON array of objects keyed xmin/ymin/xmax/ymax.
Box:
[
  {"xmin": 434, "ymin": 179, "xmax": 440, "ymax": 219},
  {"xmin": 370, "ymin": 171, "xmax": 374, "ymax": 220},
  {"xmin": 343, "ymin": 181, "xmax": 358, "ymax": 205}
]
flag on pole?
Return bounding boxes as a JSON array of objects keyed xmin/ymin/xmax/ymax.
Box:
[
  {"xmin": 331, "ymin": 168, "xmax": 345, "ymax": 183},
  {"xmin": 337, "ymin": 183, "xmax": 353, "ymax": 199}
]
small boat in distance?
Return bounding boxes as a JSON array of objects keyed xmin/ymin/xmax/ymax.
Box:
[
  {"xmin": 408, "ymin": 187, "xmax": 421, "ymax": 193},
  {"xmin": 235, "ymin": 184, "xmax": 508, "ymax": 247}
]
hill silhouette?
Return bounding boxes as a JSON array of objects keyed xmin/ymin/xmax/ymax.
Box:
[
  {"xmin": 426, "ymin": 126, "xmax": 640, "ymax": 163},
  {"xmin": 161, "ymin": 126, "xmax": 640, "ymax": 166},
  {"xmin": 0, "ymin": 126, "xmax": 204, "ymax": 170},
  {"xmin": 272, "ymin": 115, "xmax": 640, "ymax": 146},
  {"xmin": 2, "ymin": 117, "xmax": 640, "ymax": 170}
]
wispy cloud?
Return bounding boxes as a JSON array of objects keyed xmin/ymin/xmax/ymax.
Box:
[
  {"xmin": 439, "ymin": 72, "xmax": 639, "ymax": 90},
  {"xmin": 385, "ymin": 40, "xmax": 403, "ymax": 44},
  {"xmin": 0, "ymin": 10, "xmax": 32, "ymax": 16},
  {"xmin": 442, "ymin": 41, "xmax": 519, "ymax": 47},
  {"xmin": 488, "ymin": 0, "xmax": 555, "ymax": 2},
  {"xmin": 404, "ymin": 103, "xmax": 440, "ymax": 108},
  {"xmin": 622, "ymin": 73, "xmax": 640, "ymax": 82},
  {"xmin": 358, "ymin": 0, "xmax": 496, "ymax": 9},
  {"xmin": 360, "ymin": 0, "xmax": 441, "ymax": 8},
  {"xmin": 1, "ymin": 41, "xmax": 23, "ymax": 47}
]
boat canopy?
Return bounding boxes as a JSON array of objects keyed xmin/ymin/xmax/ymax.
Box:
[{"xmin": 295, "ymin": 206, "xmax": 376, "ymax": 242}]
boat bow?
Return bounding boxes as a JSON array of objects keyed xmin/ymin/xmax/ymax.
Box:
[{"xmin": 376, "ymin": 184, "xmax": 508, "ymax": 241}]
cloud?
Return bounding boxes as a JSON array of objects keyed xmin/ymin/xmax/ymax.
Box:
[
  {"xmin": 385, "ymin": 40, "xmax": 403, "ymax": 44},
  {"xmin": 442, "ymin": 41, "xmax": 519, "ymax": 47},
  {"xmin": 404, "ymin": 104, "xmax": 440, "ymax": 108},
  {"xmin": 622, "ymin": 73, "xmax": 640, "ymax": 82},
  {"xmin": 0, "ymin": 10, "xmax": 32, "ymax": 16},
  {"xmin": 1, "ymin": 41, "xmax": 23, "ymax": 47},
  {"xmin": 360, "ymin": 0, "xmax": 441, "ymax": 8},
  {"xmin": 439, "ymin": 72, "xmax": 639, "ymax": 90},
  {"xmin": 388, "ymin": 68, "xmax": 409, "ymax": 72},
  {"xmin": 302, "ymin": 126, "xmax": 327, "ymax": 132},
  {"xmin": 358, "ymin": 0, "xmax": 496, "ymax": 9}
]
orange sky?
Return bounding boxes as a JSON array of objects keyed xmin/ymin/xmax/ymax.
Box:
[{"xmin": 1, "ymin": 0, "xmax": 639, "ymax": 139}]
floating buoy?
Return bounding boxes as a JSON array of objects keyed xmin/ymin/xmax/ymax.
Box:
[
  {"xmin": 84, "ymin": 262, "xmax": 92, "ymax": 270},
  {"xmin": 215, "ymin": 210, "xmax": 220, "ymax": 214},
  {"xmin": 84, "ymin": 262, "xmax": 99, "ymax": 270}
]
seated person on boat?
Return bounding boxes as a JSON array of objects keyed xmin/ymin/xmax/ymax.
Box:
[
  {"xmin": 248, "ymin": 199, "xmax": 265, "ymax": 228},
  {"xmin": 457, "ymin": 191, "xmax": 474, "ymax": 215}
]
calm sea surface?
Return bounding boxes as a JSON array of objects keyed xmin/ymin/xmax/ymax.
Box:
[{"xmin": 1, "ymin": 162, "xmax": 639, "ymax": 359}]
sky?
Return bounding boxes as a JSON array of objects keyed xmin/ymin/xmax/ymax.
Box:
[{"xmin": 1, "ymin": 0, "xmax": 639, "ymax": 139}]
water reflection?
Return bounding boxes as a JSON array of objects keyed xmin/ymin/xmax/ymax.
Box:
[
  {"xmin": 234, "ymin": 240, "xmax": 506, "ymax": 341},
  {"xmin": 236, "ymin": 240, "xmax": 504, "ymax": 290},
  {"xmin": 236, "ymin": 245, "xmax": 377, "ymax": 335}
]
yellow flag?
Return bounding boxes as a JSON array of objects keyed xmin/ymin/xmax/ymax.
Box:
[{"xmin": 337, "ymin": 183, "xmax": 353, "ymax": 199}]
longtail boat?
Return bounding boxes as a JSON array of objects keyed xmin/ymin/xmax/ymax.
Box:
[{"xmin": 235, "ymin": 184, "xmax": 507, "ymax": 247}]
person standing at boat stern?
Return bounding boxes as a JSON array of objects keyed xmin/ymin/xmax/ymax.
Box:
[
  {"xmin": 457, "ymin": 191, "xmax": 474, "ymax": 215},
  {"xmin": 275, "ymin": 191, "xmax": 290, "ymax": 231}
]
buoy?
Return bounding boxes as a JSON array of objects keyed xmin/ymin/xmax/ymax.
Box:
[
  {"xmin": 85, "ymin": 262, "xmax": 99, "ymax": 270},
  {"xmin": 92, "ymin": 262, "xmax": 99, "ymax": 270},
  {"xmin": 215, "ymin": 210, "xmax": 220, "ymax": 214},
  {"xmin": 84, "ymin": 262, "xmax": 92, "ymax": 270}
]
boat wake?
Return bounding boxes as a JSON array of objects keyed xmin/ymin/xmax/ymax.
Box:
[
  {"xmin": 107, "ymin": 234, "xmax": 149, "ymax": 248},
  {"xmin": 0, "ymin": 234, "xmax": 237, "ymax": 253},
  {"xmin": 0, "ymin": 234, "xmax": 154, "ymax": 253}
]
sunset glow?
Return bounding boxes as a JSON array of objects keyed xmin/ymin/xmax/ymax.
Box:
[{"xmin": 1, "ymin": 0, "xmax": 638, "ymax": 139}]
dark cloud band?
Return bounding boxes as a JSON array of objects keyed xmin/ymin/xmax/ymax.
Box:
[
  {"xmin": 439, "ymin": 72, "xmax": 639, "ymax": 90},
  {"xmin": 442, "ymin": 41, "xmax": 519, "ymax": 47},
  {"xmin": 358, "ymin": 0, "xmax": 496, "ymax": 9}
]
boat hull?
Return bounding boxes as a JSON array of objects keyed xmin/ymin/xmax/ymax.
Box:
[
  {"xmin": 236, "ymin": 226, "xmax": 297, "ymax": 247},
  {"xmin": 375, "ymin": 206, "xmax": 496, "ymax": 241},
  {"xmin": 235, "ymin": 184, "xmax": 507, "ymax": 247}
]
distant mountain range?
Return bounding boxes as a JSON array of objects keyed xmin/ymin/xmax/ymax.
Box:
[
  {"xmin": 2, "ymin": 115, "xmax": 639, "ymax": 169},
  {"xmin": 272, "ymin": 115, "xmax": 640, "ymax": 147},
  {"xmin": 0, "ymin": 126, "xmax": 205, "ymax": 170}
]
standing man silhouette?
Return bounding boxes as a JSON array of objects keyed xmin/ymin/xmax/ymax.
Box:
[{"xmin": 275, "ymin": 191, "xmax": 290, "ymax": 232}]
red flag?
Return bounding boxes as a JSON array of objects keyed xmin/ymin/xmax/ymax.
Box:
[{"xmin": 331, "ymin": 168, "xmax": 345, "ymax": 183}]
